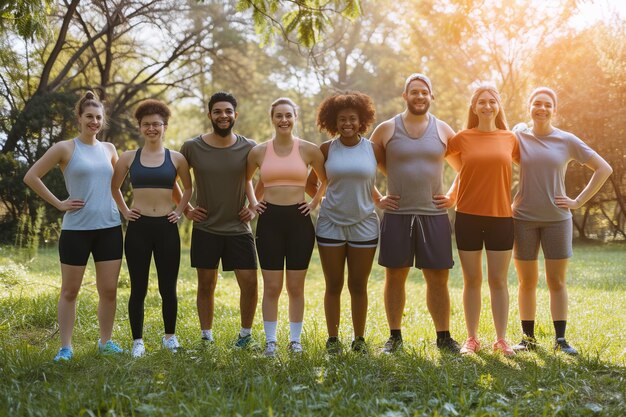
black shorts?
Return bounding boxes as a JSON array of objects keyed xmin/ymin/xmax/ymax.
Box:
[
  {"xmin": 378, "ymin": 213, "xmax": 454, "ymax": 270},
  {"xmin": 454, "ymin": 212, "xmax": 514, "ymax": 251},
  {"xmin": 58, "ymin": 225, "xmax": 123, "ymax": 266},
  {"xmin": 255, "ymin": 203, "xmax": 315, "ymax": 270},
  {"xmin": 191, "ymin": 229, "xmax": 257, "ymax": 271}
]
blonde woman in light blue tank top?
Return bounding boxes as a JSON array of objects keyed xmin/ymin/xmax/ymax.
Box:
[{"xmin": 24, "ymin": 91, "xmax": 124, "ymax": 362}]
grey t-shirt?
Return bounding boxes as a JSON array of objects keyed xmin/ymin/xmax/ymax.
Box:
[
  {"xmin": 180, "ymin": 134, "xmax": 255, "ymax": 235},
  {"xmin": 513, "ymin": 127, "xmax": 595, "ymax": 222}
]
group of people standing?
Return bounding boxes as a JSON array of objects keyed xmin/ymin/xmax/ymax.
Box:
[{"xmin": 23, "ymin": 73, "xmax": 612, "ymax": 362}]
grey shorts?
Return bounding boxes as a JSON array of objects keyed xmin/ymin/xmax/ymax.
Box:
[
  {"xmin": 513, "ymin": 218, "xmax": 573, "ymax": 260},
  {"xmin": 378, "ymin": 213, "xmax": 454, "ymax": 270},
  {"xmin": 316, "ymin": 212, "xmax": 379, "ymax": 248}
]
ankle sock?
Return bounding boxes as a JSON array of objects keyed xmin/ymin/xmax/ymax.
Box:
[
  {"xmin": 521, "ymin": 320, "xmax": 535, "ymax": 338},
  {"xmin": 240, "ymin": 327, "xmax": 252, "ymax": 337},
  {"xmin": 553, "ymin": 320, "xmax": 567, "ymax": 339},
  {"xmin": 390, "ymin": 329, "xmax": 402, "ymax": 340},
  {"xmin": 201, "ymin": 329, "xmax": 213, "ymax": 341},
  {"xmin": 436, "ymin": 330, "xmax": 451, "ymax": 341}
]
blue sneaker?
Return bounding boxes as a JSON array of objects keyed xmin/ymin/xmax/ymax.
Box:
[
  {"xmin": 98, "ymin": 339, "xmax": 124, "ymax": 355},
  {"xmin": 53, "ymin": 347, "xmax": 73, "ymax": 362}
]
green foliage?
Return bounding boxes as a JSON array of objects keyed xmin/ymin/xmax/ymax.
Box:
[
  {"xmin": 0, "ymin": 0, "xmax": 52, "ymax": 39},
  {"xmin": 0, "ymin": 243, "xmax": 625, "ymax": 415}
]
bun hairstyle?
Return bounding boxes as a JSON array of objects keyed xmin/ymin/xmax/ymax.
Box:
[
  {"xmin": 528, "ymin": 86, "xmax": 557, "ymax": 110},
  {"xmin": 466, "ymin": 83, "xmax": 509, "ymax": 130},
  {"xmin": 270, "ymin": 97, "xmax": 298, "ymax": 118},
  {"xmin": 75, "ymin": 90, "xmax": 104, "ymax": 119}
]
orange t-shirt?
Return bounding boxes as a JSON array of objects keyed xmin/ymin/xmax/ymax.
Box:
[{"xmin": 446, "ymin": 128, "xmax": 519, "ymax": 217}]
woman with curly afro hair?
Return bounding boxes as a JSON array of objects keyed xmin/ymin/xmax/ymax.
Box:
[{"xmin": 307, "ymin": 91, "xmax": 398, "ymax": 354}]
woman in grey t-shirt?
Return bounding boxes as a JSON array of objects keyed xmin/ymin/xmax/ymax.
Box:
[{"xmin": 511, "ymin": 87, "xmax": 612, "ymax": 355}]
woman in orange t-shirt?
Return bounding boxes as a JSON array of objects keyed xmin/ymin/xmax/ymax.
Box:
[{"xmin": 444, "ymin": 84, "xmax": 519, "ymax": 356}]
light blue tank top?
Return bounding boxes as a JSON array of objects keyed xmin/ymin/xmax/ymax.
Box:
[
  {"xmin": 61, "ymin": 138, "xmax": 120, "ymax": 230},
  {"xmin": 319, "ymin": 137, "xmax": 377, "ymax": 226}
]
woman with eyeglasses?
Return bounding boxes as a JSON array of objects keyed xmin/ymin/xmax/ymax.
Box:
[
  {"xmin": 111, "ymin": 99, "xmax": 192, "ymax": 357},
  {"xmin": 24, "ymin": 91, "xmax": 125, "ymax": 362}
]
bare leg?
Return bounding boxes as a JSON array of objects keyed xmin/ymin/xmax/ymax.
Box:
[
  {"xmin": 197, "ymin": 268, "xmax": 218, "ymax": 330},
  {"xmin": 458, "ymin": 250, "xmax": 483, "ymax": 339},
  {"xmin": 486, "ymin": 250, "xmax": 512, "ymax": 341},
  {"xmin": 422, "ymin": 269, "xmax": 451, "ymax": 332},
  {"xmin": 384, "ymin": 267, "xmax": 410, "ymax": 330},
  {"xmin": 58, "ymin": 264, "xmax": 86, "ymax": 347},
  {"xmin": 514, "ymin": 259, "xmax": 539, "ymax": 321},
  {"xmin": 261, "ymin": 269, "xmax": 284, "ymax": 322},
  {"xmin": 545, "ymin": 258, "xmax": 569, "ymax": 321},
  {"xmin": 285, "ymin": 270, "xmax": 307, "ymax": 323},
  {"xmin": 95, "ymin": 259, "xmax": 122, "ymax": 342},
  {"xmin": 234, "ymin": 269, "xmax": 258, "ymax": 329},
  {"xmin": 346, "ymin": 246, "xmax": 376, "ymax": 338},
  {"xmin": 319, "ymin": 245, "xmax": 347, "ymax": 337}
]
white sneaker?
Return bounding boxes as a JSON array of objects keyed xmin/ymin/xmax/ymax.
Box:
[
  {"xmin": 162, "ymin": 335, "xmax": 180, "ymax": 352},
  {"xmin": 288, "ymin": 341, "xmax": 303, "ymax": 354},
  {"xmin": 132, "ymin": 339, "xmax": 145, "ymax": 358},
  {"xmin": 264, "ymin": 341, "xmax": 277, "ymax": 358}
]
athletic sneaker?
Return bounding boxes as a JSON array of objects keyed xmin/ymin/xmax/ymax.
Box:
[
  {"xmin": 98, "ymin": 339, "xmax": 124, "ymax": 355},
  {"xmin": 131, "ymin": 340, "xmax": 145, "ymax": 358},
  {"xmin": 512, "ymin": 335, "xmax": 538, "ymax": 352},
  {"xmin": 493, "ymin": 339, "xmax": 515, "ymax": 356},
  {"xmin": 351, "ymin": 337, "xmax": 368, "ymax": 354},
  {"xmin": 436, "ymin": 337, "xmax": 461, "ymax": 353},
  {"xmin": 381, "ymin": 337, "xmax": 403, "ymax": 354},
  {"xmin": 264, "ymin": 341, "xmax": 277, "ymax": 358},
  {"xmin": 162, "ymin": 335, "xmax": 180, "ymax": 352},
  {"xmin": 287, "ymin": 341, "xmax": 303, "ymax": 354},
  {"xmin": 53, "ymin": 347, "xmax": 73, "ymax": 362},
  {"xmin": 234, "ymin": 334, "xmax": 254, "ymax": 349},
  {"xmin": 460, "ymin": 337, "xmax": 481, "ymax": 355},
  {"xmin": 326, "ymin": 338, "xmax": 342, "ymax": 355},
  {"xmin": 554, "ymin": 338, "xmax": 579, "ymax": 356}
]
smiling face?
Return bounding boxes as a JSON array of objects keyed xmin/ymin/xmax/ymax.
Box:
[
  {"xmin": 403, "ymin": 79, "xmax": 432, "ymax": 116},
  {"xmin": 140, "ymin": 114, "xmax": 166, "ymax": 144},
  {"xmin": 78, "ymin": 105, "xmax": 104, "ymax": 135},
  {"xmin": 336, "ymin": 108, "xmax": 360, "ymax": 140},
  {"xmin": 210, "ymin": 101, "xmax": 237, "ymax": 137},
  {"xmin": 529, "ymin": 92, "xmax": 555, "ymax": 124},
  {"xmin": 271, "ymin": 103, "xmax": 296, "ymax": 134},
  {"xmin": 473, "ymin": 90, "xmax": 500, "ymax": 123}
]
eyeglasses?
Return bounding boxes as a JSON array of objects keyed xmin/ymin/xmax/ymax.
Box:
[{"xmin": 141, "ymin": 122, "xmax": 166, "ymax": 129}]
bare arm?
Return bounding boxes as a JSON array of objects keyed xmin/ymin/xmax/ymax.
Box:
[
  {"xmin": 111, "ymin": 151, "xmax": 140, "ymax": 221},
  {"xmin": 300, "ymin": 144, "xmax": 327, "ymax": 215},
  {"xmin": 555, "ymin": 153, "xmax": 613, "ymax": 209},
  {"xmin": 169, "ymin": 152, "xmax": 193, "ymax": 223},
  {"xmin": 23, "ymin": 142, "xmax": 85, "ymax": 212}
]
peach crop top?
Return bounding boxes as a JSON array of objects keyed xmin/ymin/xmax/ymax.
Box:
[{"xmin": 260, "ymin": 139, "xmax": 308, "ymax": 187}]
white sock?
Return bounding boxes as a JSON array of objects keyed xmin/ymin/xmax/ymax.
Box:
[
  {"xmin": 133, "ymin": 338, "xmax": 143, "ymax": 345},
  {"xmin": 201, "ymin": 329, "xmax": 213, "ymax": 341},
  {"xmin": 289, "ymin": 321, "xmax": 303, "ymax": 343},
  {"xmin": 240, "ymin": 327, "xmax": 252, "ymax": 337},
  {"xmin": 264, "ymin": 321, "xmax": 278, "ymax": 342}
]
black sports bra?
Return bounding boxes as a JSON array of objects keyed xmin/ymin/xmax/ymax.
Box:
[{"xmin": 129, "ymin": 148, "xmax": 177, "ymax": 189}]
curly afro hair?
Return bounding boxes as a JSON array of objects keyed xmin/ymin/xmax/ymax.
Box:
[
  {"xmin": 316, "ymin": 91, "xmax": 376, "ymax": 137},
  {"xmin": 134, "ymin": 99, "xmax": 171, "ymax": 124}
]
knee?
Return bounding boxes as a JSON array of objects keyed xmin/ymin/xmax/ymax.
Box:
[
  {"xmin": 263, "ymin": 283, "xmax": 283, "ymax": 299},
  {"xmin": 488, "ymin": 278, "xmax": 508, "ymax": 291},
  {"xmin": 547, "ymin": 279, "xmax": 566, "ymax": 292},
  {"xmin": 463, "ymin": 277, "xmax": 482, "ymax": 290},
  {"xmin": 60, "ymin": 287, "xmax": 80, "ymax": 302},
  {"xmin": 347, "ymin": 279, "xmax": 367, "ymax": 297},
  {"xmin": 326, "ymin": 279, "xmax": 344, "ymax": 296},
  {"xmin": 518, "ymin": 279, "xmax": 537, "ymax": 292},
  {"xmin": 197, "ymin": 279, "xmax": 217, "ymax": 296},
  {"xmin": 286, "ymin": 283, "xmax": 304, "ymax": 299},
  {"xmin": 98, "ymin": 286, "xmax": 117, "ymax": 302}
]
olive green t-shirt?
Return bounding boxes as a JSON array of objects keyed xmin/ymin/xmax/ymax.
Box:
[{"xmin": 180, "ymin": 134, "xmax": 256, "ymax": 235}]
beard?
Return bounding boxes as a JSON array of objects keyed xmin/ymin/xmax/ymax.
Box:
[
  {"xmin": 407, "ymin": 101, "xmax": 430, "ymax": 116},
  {"xmin": 212, "ymin": 119, "xmax": 235, "ymax": 137}
]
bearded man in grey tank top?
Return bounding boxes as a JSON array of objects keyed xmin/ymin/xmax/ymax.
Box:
[{"xmin": 370, "ymin": 73, "xmax": 461, "ymax": 354}]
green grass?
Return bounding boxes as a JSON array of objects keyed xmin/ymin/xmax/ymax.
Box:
[{"xmin": 0, "ymin": 242, "xmax": 625, "ymax": 416}]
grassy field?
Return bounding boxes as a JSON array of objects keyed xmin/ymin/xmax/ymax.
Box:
[{"xmin": 0, "ymin": 242, "xmax": 625, "ymax": 416}]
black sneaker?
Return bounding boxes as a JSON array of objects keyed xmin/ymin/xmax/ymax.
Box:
[
  {"xmin": 436, "ymin": 336, "xmax": 461, "ymax": 353},
  {"xmin": 554, "ymin": 338, "xmax": 578, "ymax": 356},
  {"xmin": 512, "ymin": 335, "xmax": 538, "ymax": 352},
  {"xmin": 381, "ymin": 337, "xmax": 403, "ymax": 354},
  {"xmin": 351, "ymin": 337, "xmax": 368, "ymax": 354},
  {"xmin": 326, "ymin": 338, "xmax": 342, "ymax": 355}
]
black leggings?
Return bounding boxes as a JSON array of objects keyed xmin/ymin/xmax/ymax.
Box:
[{"xmin": 125, "ymin": 216, "xmax": 180, "ymax": 339}]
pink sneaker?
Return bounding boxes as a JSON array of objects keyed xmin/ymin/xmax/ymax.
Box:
[
  {"xmin": 460, "ymin": 337, "xmax": 481, "ymax": 354},
  {"xmin": 493, "ymin": 339, "xmax": 515, "ymax": 356}
]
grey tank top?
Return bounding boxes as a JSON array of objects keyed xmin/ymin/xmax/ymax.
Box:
[
  {"xmin": 62, "ymin": 138, "xmax": 120, "ymax": 230},
  {"xmin": 385, "ymin": 114, "xmax": 447, "ymax": 215},
  {"xmin": 319, "ymin": 137, "xmax": 377, "ymax": 226}
]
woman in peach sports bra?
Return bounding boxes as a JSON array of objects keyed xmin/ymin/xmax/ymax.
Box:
[{"xmin": 247, "ymin": 98, "xmax": 327, "ymax": 357}]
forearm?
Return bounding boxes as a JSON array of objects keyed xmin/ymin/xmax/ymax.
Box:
[
  {"xmin": 573, "ymin": 166, "xmax": 612, "ymax": 206},
  {"xmin": 173, "ymin": 189, "xmax": 192, "ymax": 216},
  {"xmin": 25, "ymin": 176, "xmax": 62, "ymax": 210}
]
